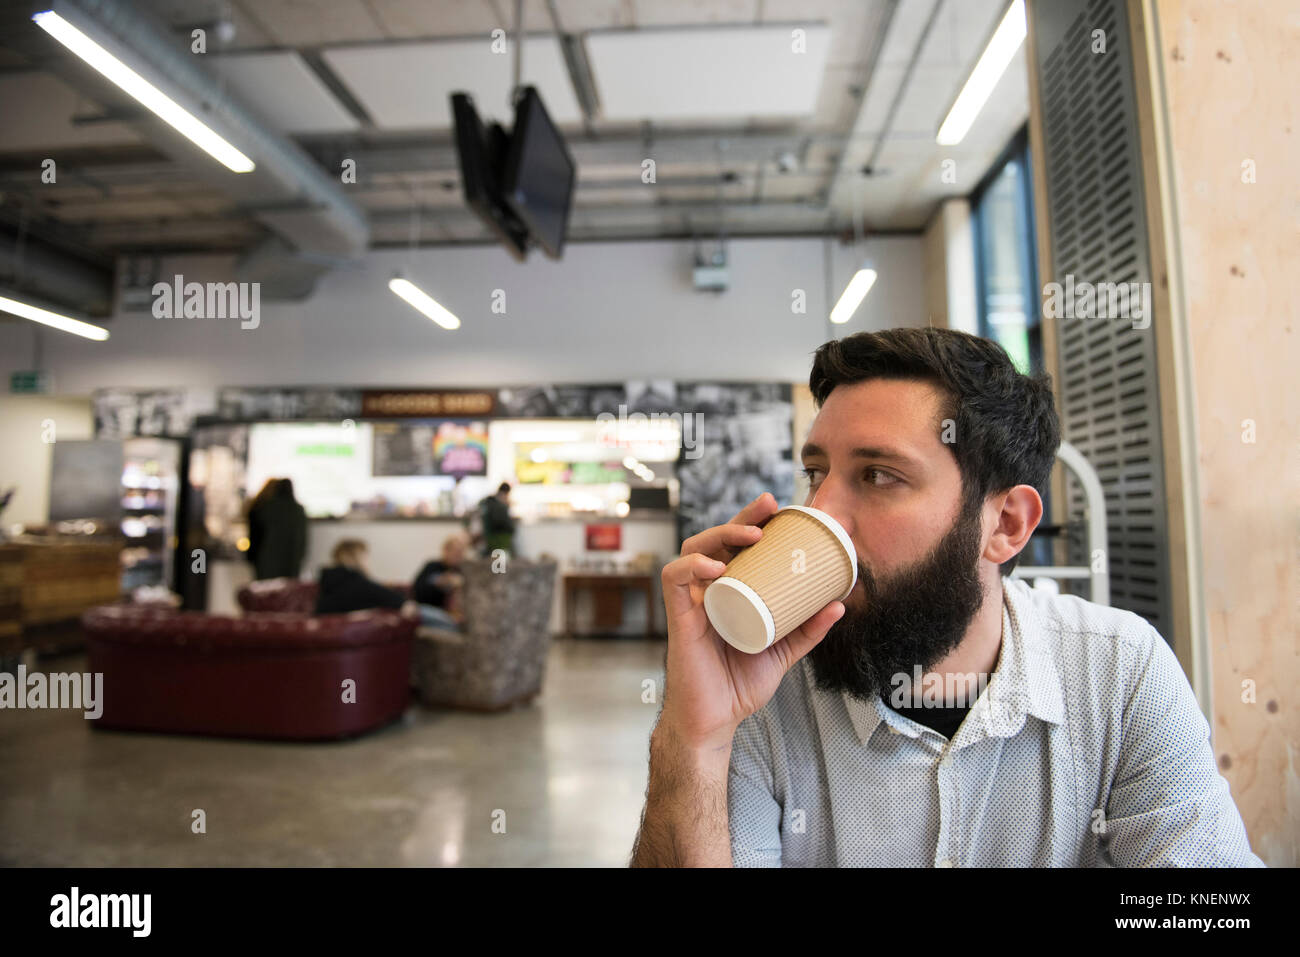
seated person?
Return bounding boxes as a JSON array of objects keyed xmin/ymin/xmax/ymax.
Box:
[
  {"xmin": 315, "ymin": 539, "xmax": 405, "ymax": 615},
  {"xmin": 409, "ymin": 532, "xmax": 470, "ymax": 631}
]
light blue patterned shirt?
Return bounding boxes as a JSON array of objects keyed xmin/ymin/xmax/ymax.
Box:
[{"xmin": 728, "ymin": 577, "xmax": 1265, "ymax": 867}]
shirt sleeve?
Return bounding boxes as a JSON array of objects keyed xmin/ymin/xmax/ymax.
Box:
[
  {"xmin": 1102, "ymin": 626, "xmax": 1266, "ymax": 867},
  {"xmin": 728, "ymin": 711, "xmax": 783, "ymax": 867}
]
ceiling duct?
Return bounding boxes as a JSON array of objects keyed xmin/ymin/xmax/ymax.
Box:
[
  {"xmin": 0, "ymin": 225, "xmax": 114, "ymax": 317},
  {"xmin": 30, "ymin": 0, "xmax": 370, "ymax": 299}
]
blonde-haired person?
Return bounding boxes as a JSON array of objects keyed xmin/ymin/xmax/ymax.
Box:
[
  {"xmin": 314, "ymin": 539, "xmax": 405, "ymax": 615},
  {"xmin": 409, "ymin": 532, "xmax": 469, "ymax": 631}
]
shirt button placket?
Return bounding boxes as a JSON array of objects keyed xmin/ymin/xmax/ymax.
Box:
[{"xmin": 934, "ymin": 746, "xmax": 957, "ymax": 867}]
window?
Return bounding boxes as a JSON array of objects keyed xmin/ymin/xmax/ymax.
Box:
[
  {"xmin": 973, "ymin": 128, "xmax": 1053, "ymax": 572},
  {"xmin": 972, "ymin": 128, "xmax": 1042, "ymax": 375}
]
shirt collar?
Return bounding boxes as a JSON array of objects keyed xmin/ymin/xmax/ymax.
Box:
[{"xmin": 836, "ymin": 577, "xmax": 1065, "ymax": 745}]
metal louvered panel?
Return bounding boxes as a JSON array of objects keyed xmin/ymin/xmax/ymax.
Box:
[{"xmin": 1032, "ymin": 0, "xmax": 1173, "ymax": 636}]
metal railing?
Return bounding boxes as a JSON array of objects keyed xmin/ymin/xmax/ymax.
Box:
[{"xmin": 1009, "ymin": 440, "xmax": 1109, "ymax": 605}]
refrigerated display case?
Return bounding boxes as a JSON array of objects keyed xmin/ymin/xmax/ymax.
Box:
[{"xmin": 119, "ymin": 437, "xmax": 181, "ymax": 592}]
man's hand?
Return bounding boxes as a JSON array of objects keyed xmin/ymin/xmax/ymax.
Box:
[
  {"xmin": 659, "ymin": 492, "xmax": 845, "ymax": 751},
  {"xmin": 630, "ymin": 493, "xmax": 845, "ymax": 868}
]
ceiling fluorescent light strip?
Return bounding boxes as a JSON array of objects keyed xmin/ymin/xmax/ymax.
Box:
[
  {"xmin": 935, "ymin": 0, "xmax": 1027, "ymax": 146},
  {"xmin": 0, "ymin": 295, "xmax": 110, "ymax": 341},
  {"xmin": 830, "ymin": 269, "xmax": 878, "ymax": 325},
  {"xmin": 388, "ymin": 278, "xmax": 460, "ymax": 330},
  {"xmin": 31, "ymin": 10, "xmax": 255, "ymax": 173}
]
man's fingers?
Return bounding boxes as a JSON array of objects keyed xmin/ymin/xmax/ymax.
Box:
[
  {"xmin": 728, "ymin": 492, "xmax": 779, "ymax": 528},
  {"xmin": 679, "ymin": 522, "xmax": 761, "ymax": 561},
  {"xmin": 768, "ymin": 601, "xmax": 845, "ymax": 673},
  {"xmin": 678, "ymin": 493, "xmax": 779, "ymax": 560},
  {"xmin": 661, "ymin": 552, "xmax": 728, "ymax": 623}
]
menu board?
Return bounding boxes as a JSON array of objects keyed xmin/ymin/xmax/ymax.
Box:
[
  {"xmin": 372, "ymin": 420, "xmax": 488, "ymax": 477},
  {"xmin": 372, "ymin": 422, "xmax": 435, "ymax": 476}
]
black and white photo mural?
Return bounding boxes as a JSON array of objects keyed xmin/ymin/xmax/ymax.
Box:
[{"xmin": 674, "ymin": 383, "xmax": 794, "ymax": 542}]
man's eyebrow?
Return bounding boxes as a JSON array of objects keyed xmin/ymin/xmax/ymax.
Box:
[{"xmin": 800, "ymin": 441, "xmax": 921, "ymax": 466}]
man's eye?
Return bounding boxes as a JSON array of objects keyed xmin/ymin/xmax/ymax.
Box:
[{"xmin": 802, "ymin": 466, "xmax": 898, "ymax": 488}]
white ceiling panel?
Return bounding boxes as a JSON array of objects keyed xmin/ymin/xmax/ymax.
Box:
[
  {"xmin": 237, "ymin": 0, "xmax": 388, "ymax": 46},
  {"xmin": 209, "ymin": 52, "xmax": 360, "ymax": 134},
  {"xmin": 321, "ymin": 37, "xmax": 582, "ymax": 130},
  {"xmin": 587, "ymin": 25, "xmax": 831, "ymax": 121},
  {"xmin": 630, "ymin": 0, "xmax": 760, "ymax": 27}
]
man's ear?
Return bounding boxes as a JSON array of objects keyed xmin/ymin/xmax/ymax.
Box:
[{"xmin": 983, "ymin": 485, "xmax": 1043, "ymax": 565}]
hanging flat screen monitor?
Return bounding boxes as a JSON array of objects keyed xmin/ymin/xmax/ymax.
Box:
[
  {"xmin": 451, "ymin": 92, "xmax": 529, "ymax": 261},
  {"xmin": 499, "ymin": 86, "xmax": 576, "ymax": 260}
]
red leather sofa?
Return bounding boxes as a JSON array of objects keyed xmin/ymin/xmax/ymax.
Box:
[
  {"xmin": 237, "ymin": 578, "xmax": 319, "ymax": 614},
  {"xmin": 236, "ymin": 577, "xmax": 410, "ymax": 614},
  {"xmin": 83, "ymin": 605, "xmax": 415, "ymax": 740}
]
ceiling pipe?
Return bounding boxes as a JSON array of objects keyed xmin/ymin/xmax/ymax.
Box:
[{"xmin": 0, "ymin": 226, "xmax": 114, "ymax": 317}]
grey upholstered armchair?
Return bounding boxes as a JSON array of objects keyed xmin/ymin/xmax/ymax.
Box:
[{"xmin": 411, "ymin": 556, "xmax": 558, "ymax": 711}]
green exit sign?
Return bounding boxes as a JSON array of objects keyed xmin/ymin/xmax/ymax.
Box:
[{"xmin": 10, "ymin": 370, "xmax": 49, "ymax": 394}]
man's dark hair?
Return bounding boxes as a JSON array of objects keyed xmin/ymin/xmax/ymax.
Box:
[
  {"xmin": 808, "ymin": 328, "xmax": 1060, "ymax": 574},
  {"xmin": 497, "ymin": 482, "xmax": 512, "ymax": 495}
]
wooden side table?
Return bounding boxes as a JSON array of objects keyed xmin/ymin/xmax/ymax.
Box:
[{"xmin": 563, "ymin": 573, "xmax": 656, "ymax": 638}]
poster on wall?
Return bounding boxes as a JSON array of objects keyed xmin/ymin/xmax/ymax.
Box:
[
  {"xmin": 433, "ymin": 421, "xmax": 488, "ymax": 477},
  {"xmin": 585, "ymin": 524, "xmax": 622, "ymax": 551}
]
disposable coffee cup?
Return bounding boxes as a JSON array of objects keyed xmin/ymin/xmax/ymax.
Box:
[{"xmin": 703, "ymin": 505, "xmax": 857, "ymax": 654}]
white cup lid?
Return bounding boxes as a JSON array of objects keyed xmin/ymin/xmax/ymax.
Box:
[{"xmin": 704, "ymin": 576, "xmax": 774, "ymax": 654}]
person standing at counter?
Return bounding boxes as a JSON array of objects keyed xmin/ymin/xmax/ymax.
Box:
[
  {"xmin": 479, "ymin": 482, "xmax": 516, "ymax": 557},
  {"xmin": 247, "ymin": 477, "xmax": 308, "ymax": 581}
]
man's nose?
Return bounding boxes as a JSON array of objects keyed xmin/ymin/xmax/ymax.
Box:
[{"xmin": 806, "ymin": 476, "xmax": 856, "ymax": 540}]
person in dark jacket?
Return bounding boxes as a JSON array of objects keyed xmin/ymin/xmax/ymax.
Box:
[
  {"xmin": 411, "ymin": 532, "xmax": 469, "ymax": 630},
  {"xmin": 412, "ymin": 532, "xmax": 469, "ymax": 610},
  {"xmin": 247, "ymin": 477, "xmax": 308, "ymax": 580},
  {"xmin": 315, "ymin": 539, "xmax": 405, "ymax": 614},
  {"xmin": 479, "ymin": 482, "xmax": 516, "ymax": 557}
]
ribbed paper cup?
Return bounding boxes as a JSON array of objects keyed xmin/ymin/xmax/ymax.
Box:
[{"xmin": 703, "ymin": 506, "xmax": 857, "ymax": 654}]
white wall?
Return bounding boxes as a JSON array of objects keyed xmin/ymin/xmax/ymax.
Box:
[
  {"xmin": 0, "ymin": 236, "xmax": 925, "ymax": 393},
  {"xmin": 304, "ymin": 518, "xmax": 463, "ymax": 584},
  {"xmin": 0, "ymin": 395, "xmax": 94, "ymax": 528}
]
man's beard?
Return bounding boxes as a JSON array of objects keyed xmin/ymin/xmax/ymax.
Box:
[{"xmin": 806, "ymin": 495, "xmax": 988, "ymax": 703}]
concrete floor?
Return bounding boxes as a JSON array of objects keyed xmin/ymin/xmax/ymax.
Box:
[{"xmin": 0, "ymin": 638, "xmax": 666, "ymax": 867}]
